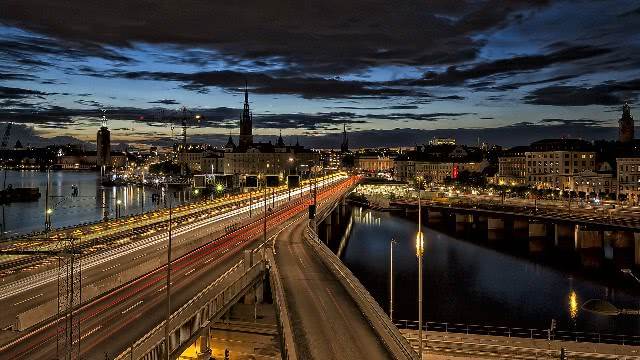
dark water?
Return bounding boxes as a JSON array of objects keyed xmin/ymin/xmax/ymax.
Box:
[
  {"xmin": 334, "ymin": 207, "xmax": 640, "ymax": 336},
  {"xmin": 0, "ymin": 170, "xmax": 195, "ymax": 236}
]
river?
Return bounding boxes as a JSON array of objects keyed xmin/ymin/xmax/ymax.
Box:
[
  {"xmin": 0, "ymin": 170, "xmax": 195, "ymax": 236},
  {"xmin": 334, "ymin": 206, "xmax": 640, "ymax": 337}
]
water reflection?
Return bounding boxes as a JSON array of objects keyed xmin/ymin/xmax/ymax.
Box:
[
  {"xmin": 339, "ymin": 207, "xmax": 640, "ymax": 336},
  {"xmin": 569, "ymin": 290, "xmax": 579, "ymax": 321},
  {"xmin": 1, "ymin": 170, "xmax": 194, "ymax": 235}
]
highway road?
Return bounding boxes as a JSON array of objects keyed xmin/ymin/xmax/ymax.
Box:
[
  {"xmin": 0, "ymin": 175, "xmax": 355, "ymax": 359},
  {"xmin": 0, "ymin": 177, "xmax": 327, "ymax": 331},
  {"xmin": 274, "ymin": 187, "xmax": 391, "ymax": 359}
]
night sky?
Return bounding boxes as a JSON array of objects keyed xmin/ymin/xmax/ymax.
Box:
[{"xmin": 0, "ymin": 0, "xmax": 639, "ymax": 148}]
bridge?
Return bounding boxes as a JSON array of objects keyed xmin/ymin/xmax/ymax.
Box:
[{"xmin": 1, "ymin": 174, "xmax": 639, "ymax": 360}]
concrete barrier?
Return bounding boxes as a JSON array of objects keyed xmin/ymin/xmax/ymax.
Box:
[{"xmin": 304, "ymin": 223, "xmax": 419, "ymax": 360}]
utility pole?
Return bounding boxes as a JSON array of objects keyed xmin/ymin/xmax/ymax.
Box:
[{"xmin": 2, "ymin": 237, "xmax": 81, "ymax": 360}]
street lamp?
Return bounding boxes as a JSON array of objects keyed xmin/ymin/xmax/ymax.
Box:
[
  {"xmin": 164, "ymin": 186, "xmax": 174, "ymax": 360},
  {"xmin": 416, "ymin": 176, "xmax": 425, "ymax": 360},
  {"xmin": 390, "ymin": 238, "xmax": 397, "ymax": 322},
  {"xmin": 116, "ymin": 199, "xmax": 122, "ymax": 219}
]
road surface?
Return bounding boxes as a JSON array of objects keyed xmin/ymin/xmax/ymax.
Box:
[{"xmin": 275, "ymin": 204, "xmax": 391, "ymax": 359}]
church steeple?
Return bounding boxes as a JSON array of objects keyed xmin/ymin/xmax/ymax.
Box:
[
  {"xmin": 277, "ymin": 130, "xmax": 285, "ymax": 147},
  {"xmin": 340, "ymin": 123, "xmax": 349, "ymax": 153},
  {"xmin": 619, "ymin": 101, "xmax": 634, "ymax": 143},
  {"xmin": 239, "ymin": 81, "xmax": 253, "ymax": 150}
]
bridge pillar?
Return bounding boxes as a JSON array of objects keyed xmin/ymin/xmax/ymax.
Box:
[
  {"xmin": 554, "ymin": 223, "xmax": 575, "ymax": 250},
  {"xmin": 607, "ymin": 231, "xmax": 635, "ymax": 267},
  {"xmin": 427, "ymin": 209, "xmax": 442, "ymax": 225},
  {"xmin": 196, "ymin": 322, "xmax": 212, "ymax": 360},
  {"xmin": 454, "ymin": 213, "xmax": 472, "ymax": 234},
  {"xmin": 243, "ymin": 277, "xmax": 265, "ymax": 305},
  {"xmin": 487, "ymin": 218, "xmax": 504, "ymax": 242},
  {"xmin": 332, "ymin": 207, "xmax": 340, "ymax": 226},
  {"xmin": 324, "ymin": 214, "xmax": 332, "ymax": 244},
  {"xmin": 512, "ymin": 218, "xmax": 529, "ymax": 240},
  {"xmin": 576, "ymin": 226, "xmax": 604, "ymax": 268},
  {"xmin": 475, "ymin": 214, "xmax": 487, "ymax": 232},
  {"xmin": 528, "ymin": 221, "xmax": 547, "ymax": 252}
]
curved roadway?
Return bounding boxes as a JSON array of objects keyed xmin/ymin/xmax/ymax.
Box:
[{"xmin": 275, "ymin": 207, "xmax": 391, "ymax": 359}]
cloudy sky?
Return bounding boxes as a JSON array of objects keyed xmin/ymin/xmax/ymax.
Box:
[{"xmin": 0, "ymin": 0, "xmax": 639, "ymax": 148}]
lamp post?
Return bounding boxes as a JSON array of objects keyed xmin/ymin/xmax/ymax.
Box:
[
  {"xmin": 116, "ymin": 199, "xmax": 122, "ymax": 219},
  {"xmin": 390, "ymin": 238, "xmax": 397, "ymax": 322},
  {"xmin": 416, "ymin": 177, "xmax": 425, "ymax": 360},
  {"xmin": 44, "ymin": 167, "xmax": 51, "ymax": 231},
  {"xmin": 164, "ymin": 187, "xmax": 173, "ymax": 360}
]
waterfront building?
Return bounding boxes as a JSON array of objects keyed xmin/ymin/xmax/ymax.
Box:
[
  {"xmin": 617, "ymin": 157, "xmax": 640, "ymax": 201},
  {"xmin": 495, "ymin": 146, "xmax": 528, "ymax": 186},
  {"xmin": 60, "ymin": 150, "xmax": 126, "ymax": 170},
  {"xmin": 393, "ymin": 144, "xmax": 487, "ymax": 183},
  {"xmin": 354, "ymin": 152, "xmax": 394, "ymax": 173},
  {"xmin": 525, "ymin": 139, "xmax": 595, "ymax": 190},
  {"xmin": 573, "ymin": 170, "xmax": 616, "ymax": 196},
  {"xmin": 619, "ymin": 102, "xmax": 635, "ymax": 143}
]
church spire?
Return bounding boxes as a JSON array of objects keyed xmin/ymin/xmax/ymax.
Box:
[
  {"xmin": 341, "ymin": 123, "xmax": 349, "ymax": 153},
  {"xmin": 619, "ymin": 101, "xmax": 635, "ymax": 143},
  {"xmin": 239, "ymin": 80, "xmax": 253, "ymax": 150}
]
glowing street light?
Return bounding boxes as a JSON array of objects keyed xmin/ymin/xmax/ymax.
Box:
[
  {"xmin": 416, "ymin": 176, "xmax": 425, "ymax": 360},
  {"xmin": 116, "ymin": 199, "xmax": 122, "ymax": 219}
]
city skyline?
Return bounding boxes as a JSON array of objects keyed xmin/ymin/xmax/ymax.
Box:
[{"xmin": 0, "ymin": 0, "xmax": 639, "ymax": 148}]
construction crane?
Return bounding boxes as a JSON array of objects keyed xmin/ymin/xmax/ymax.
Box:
[{"xmin": 1, "ymin": 122, "xmax": 12, "ymax": 149}]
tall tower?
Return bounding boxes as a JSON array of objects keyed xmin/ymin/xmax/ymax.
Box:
[
  {"xmin": 239, "ymin": 82, "xmax": 253, "ymax": 150},
  {"xmin": 96, "ymin": 110, "xmax": 111, "ymax": 170},
  {"xmin": 619, "ymin": 102, "xmax": 634, "ymax": 143},
  {"xmin": 340, "ymin": 123, "xmax": 349, "ymax": 153}
]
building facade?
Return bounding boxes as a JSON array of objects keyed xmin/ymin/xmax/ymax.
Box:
[
  {"xmin": 525, "ymin": 139, "xmax": 596, "ymax": 189},
  {"xmin": 573, "ymin": 170, "xmax": 616, "ymax": 195},
  {"xmin": 354, "ymin": 154, "xmax": 394, "ymax": 173},
  {"xmin": 496, "ymin": 146, "xmax": 528, "ymax": 186},
  {"xmin": 617, "ymin": 157, "xmax": 640, "ymax": 200}
]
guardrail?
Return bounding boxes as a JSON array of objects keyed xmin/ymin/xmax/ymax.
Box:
[
  {"xmin": 402, "ymin": 331, "xmax": 638, "ymax": 360},
  {"xmin": 396, "ymin": 319, "xmax": 640, "ymax": 346},
  {"xmin": 304, "ymin": 223, "xmax": 419, "ymax": 360},
  {"xmin": 115, "ymin": 250, "xmax": 266, "ymax": 360},
  {"xmin": 265, "ymin": 249, "xmax": 298, "ymax": 360}
]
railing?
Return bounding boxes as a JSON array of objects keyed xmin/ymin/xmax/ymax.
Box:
[
  {"xmin": 265, "ymin": 249, "xmax": 298, "ymax": 360},
  {"xmin": 304, "ymin": 223, "xmax": 419, "ymax": 360},
  {"xmin": 396, "ymin": 320, "xmax": 640, "ymax": 346},
  {"xmin": 114, "ymin": 252, "xmax": 266, "ymax": 360}
]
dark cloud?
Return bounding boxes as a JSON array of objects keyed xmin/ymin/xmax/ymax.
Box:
[
  {"xmin": 414, "ymin": 46, "xmax": 611, "ymax": 86},
  {"xmin": 0, "ymin": 86, "xmax": 50, "ymax": 100},
  {"xmin": 328, "ymin": 105, "xmax": 419, "ymax": 110},
  {"xmin": 81, "ymin": 68, "xmax": 414, "ymax": 99},
  {"xmin": 0, "ymin": 72, "xmax": 36, "ymax": 81},
  {"xmin": 523, "ymin": 79, "xmax": 640, "ymax": 106},
  {"xmin": 149, "ymin": 99, "xmax": 180, "ymax": 105},
  {"xmin": 0, "ymin": 0, "xmax": 549, "ymax": 74}
]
